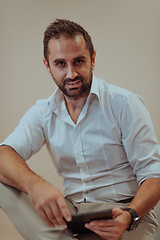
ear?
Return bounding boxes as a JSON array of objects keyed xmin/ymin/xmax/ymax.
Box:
[
  {"xmin": 43, "ymin": 57, "xmax": 52, "ymax": 76},
  {"xmin": 91, "ymin": 50, "xmax": 96, "ymax": 70}
]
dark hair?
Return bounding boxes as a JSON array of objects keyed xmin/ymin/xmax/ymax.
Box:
[{"xmin": 43, "ymin": 19, "xmax": 94, "ymax": 63}]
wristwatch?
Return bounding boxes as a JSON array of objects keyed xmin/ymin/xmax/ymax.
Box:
[{"xmin": 125, "ymin": 208, "xmax": 141, "ymax": 231}]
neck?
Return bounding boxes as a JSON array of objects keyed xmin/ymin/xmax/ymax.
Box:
[{"xmin": 64, "ymin": 93, "xmax": 89, "ymax": 124}]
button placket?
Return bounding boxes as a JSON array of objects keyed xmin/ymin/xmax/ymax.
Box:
[
  {"xmin": 73, "ymin": 126, "xmax": 90, "ymax": 182},
  {"xmin": 72, "ymin": 125, "xmax": 94, "ymax": 203}
]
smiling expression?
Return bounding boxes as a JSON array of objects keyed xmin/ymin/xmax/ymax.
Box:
[{"xmin": 43, "ymin": 35, "xmax": 96, "ymax": 100}]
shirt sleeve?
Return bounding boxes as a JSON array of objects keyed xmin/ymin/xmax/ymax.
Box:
[
  {"xmin": 0, "ymin": 100, "xmax": 45, "ymax": 160},
  {"xmin": 120, "ymin": 93, "xmax": 160, "ymax": 184}
]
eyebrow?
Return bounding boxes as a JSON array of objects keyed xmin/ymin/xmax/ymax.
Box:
[
  {"xmin": 53, "ymin": 58, "xmax": 66, "ymax": 63},
  {"xmin": 73, "ymin": 55, "xmax": 86, "ymax": 60},
  {"xmin": 53, "ymin": 55, "xmax": 86, "ymax": 63}
]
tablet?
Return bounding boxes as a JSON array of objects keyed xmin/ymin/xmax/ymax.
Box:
[{"xmin": 64, "ymin": 209, "xmax": 113, "ymax": 234}]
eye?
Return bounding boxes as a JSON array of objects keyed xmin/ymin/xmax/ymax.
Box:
[
  {"xmin": 56, "ymin": 61, "xmax": 66, "ymax": 67},
  {"xmin": 74, "ymin": 59, "xmax": 84, "ymax": 65}
]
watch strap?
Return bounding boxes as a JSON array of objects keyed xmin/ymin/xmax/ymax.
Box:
[{"xmin": 125, "ymin": 208, "xmax": 139, "ymax": 231}]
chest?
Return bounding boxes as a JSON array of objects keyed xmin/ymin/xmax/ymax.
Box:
[{"xmin": 44, "ymin": 101, "xmax": 126, "ymax": 173}]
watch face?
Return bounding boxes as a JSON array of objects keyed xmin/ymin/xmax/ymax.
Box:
[{"xmin": 131, "ymin": 217, "xmax": 141, "ymax": 230}]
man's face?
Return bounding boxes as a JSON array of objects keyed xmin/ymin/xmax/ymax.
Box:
[{"xmin": 43, "ymin": 35, "xmax": 96, "ymax": 100}]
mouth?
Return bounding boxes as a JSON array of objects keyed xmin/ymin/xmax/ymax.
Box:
[{"xmin": 66, "ymin": 80, "xmax": 81, "ymax": 88}]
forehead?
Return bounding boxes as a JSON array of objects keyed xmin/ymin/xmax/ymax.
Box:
[{"xmin": 48, "ymin": 35, "xmax": 89, "ymax": 59}]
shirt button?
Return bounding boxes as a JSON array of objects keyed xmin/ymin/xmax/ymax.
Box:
[{"xmin": 84, "ymin": 191, "xmax": 88, "ymax": 194}]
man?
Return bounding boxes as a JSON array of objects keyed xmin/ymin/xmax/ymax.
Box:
[{"xmin": 0, "ymin": 19, "xmax": 160, "ymax": 240}]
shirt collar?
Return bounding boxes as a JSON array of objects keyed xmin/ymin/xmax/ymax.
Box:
[
  {"xmin": 48, "ymin": 74, "xmax": 100, "ymax": 113},
  {"xmin": 90, "ymin": 74, "xmax": 100, "ymax": 99}
]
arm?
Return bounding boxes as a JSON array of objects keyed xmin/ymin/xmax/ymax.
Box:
[
  {"xmin": 128, "ymin": 177, "xmax": 160, "ymax": 217},
  {"xmin": 86, "ymin": 94, "xmax": 160, "ymax": 239},
  {"xmin": 85, "ymin": 178, "xmax": 160, "ymax": 240},
  {"xmin": 0, "ymin": 145, "xmax": 71, "ymax": 227}
]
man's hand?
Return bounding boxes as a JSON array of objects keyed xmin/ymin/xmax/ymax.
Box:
[
  {"xmin": 0, "ymin": 146, "xmax": 72, "ymax": 228},
  {"xmin": 85, "ymin": 208, "xmax": 132, "ymax": 240},
  {"xmin": 27, "ymin": 179, "xmax": 72, "ymax": 228}
]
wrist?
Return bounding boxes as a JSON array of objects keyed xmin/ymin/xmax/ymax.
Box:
[
  {"xmin": 124, "ymin": 208, "xmax": 141, "ymax": 231},
  {"xmin": 123, "ymin": 210, "xmax": 133, "ymax": 230},
  {"xmin": 25, "ymin": 171, "xmax": 44, "ymax": 195}
]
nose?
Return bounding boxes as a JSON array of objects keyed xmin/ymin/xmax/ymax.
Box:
[{"xmin": 66, "ymin": 65, "xmax": 78, "ymax": 80}]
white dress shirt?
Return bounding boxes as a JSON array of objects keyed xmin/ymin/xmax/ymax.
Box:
[{"xmin": 1, "ymin": 75, "xmax": 160, "ymax": 203}]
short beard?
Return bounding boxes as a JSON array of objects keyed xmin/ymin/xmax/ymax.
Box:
[{"xmin": 51, "ymin": 70, "xmax": 93, "ymax": 100}]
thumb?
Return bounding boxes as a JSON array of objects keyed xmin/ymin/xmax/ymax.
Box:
[{"xmin": 112, "ymin": 208, "xmax": 123, "ymax": 219}]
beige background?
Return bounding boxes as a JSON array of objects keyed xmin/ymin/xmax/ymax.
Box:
[{"xmin": 0, "ymin": 0, "xmax": 160, "ymax": 239}]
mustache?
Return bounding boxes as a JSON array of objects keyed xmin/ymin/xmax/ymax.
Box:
[{"xmin": 63, "ymin": 76, "xmax": 84, "ymax": 84}]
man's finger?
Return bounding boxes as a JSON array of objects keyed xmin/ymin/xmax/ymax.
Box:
[
  {"xmin": 38, "ymin": 209, "xmax": 56, "ymax": 228},
  {"xmin": 50, "ymin": 202, "xmax": 66, "ymax": 226},
  {"xmin": 57, "ymin": 196, "xmax": 72, "ymax": 222},
  {"xmin": 44, "ymin": 205, "xmax": 60, "ymax": 226}
]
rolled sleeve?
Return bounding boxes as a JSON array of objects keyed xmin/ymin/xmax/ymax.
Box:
[
  {"xmin": 0, "ymin": 101, "xmax": 45, "ymax": 160},
  {"xmin": 120, "ymin": 93, "xmax": 160, "ymax": 184}
]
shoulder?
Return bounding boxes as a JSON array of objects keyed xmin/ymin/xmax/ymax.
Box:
[
  {"xmin": 97, "ymin": 77, "xmax": 145, "ymax": 106},
  {"xmin": 98, "ymin": 77, "xmax": 132, "ymax": 98},
  {"xmin": 96, "ymin": 77, "xmax": 147, "ymax": 125},
  {"xmin": 22, "ymin": 93, "xmax": 55, "ymax": 123}
]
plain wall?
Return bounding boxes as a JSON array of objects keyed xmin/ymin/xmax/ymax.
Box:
[{"xmin": 0, "ymin": 0, "xmax": 160, "ymax": 239}]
